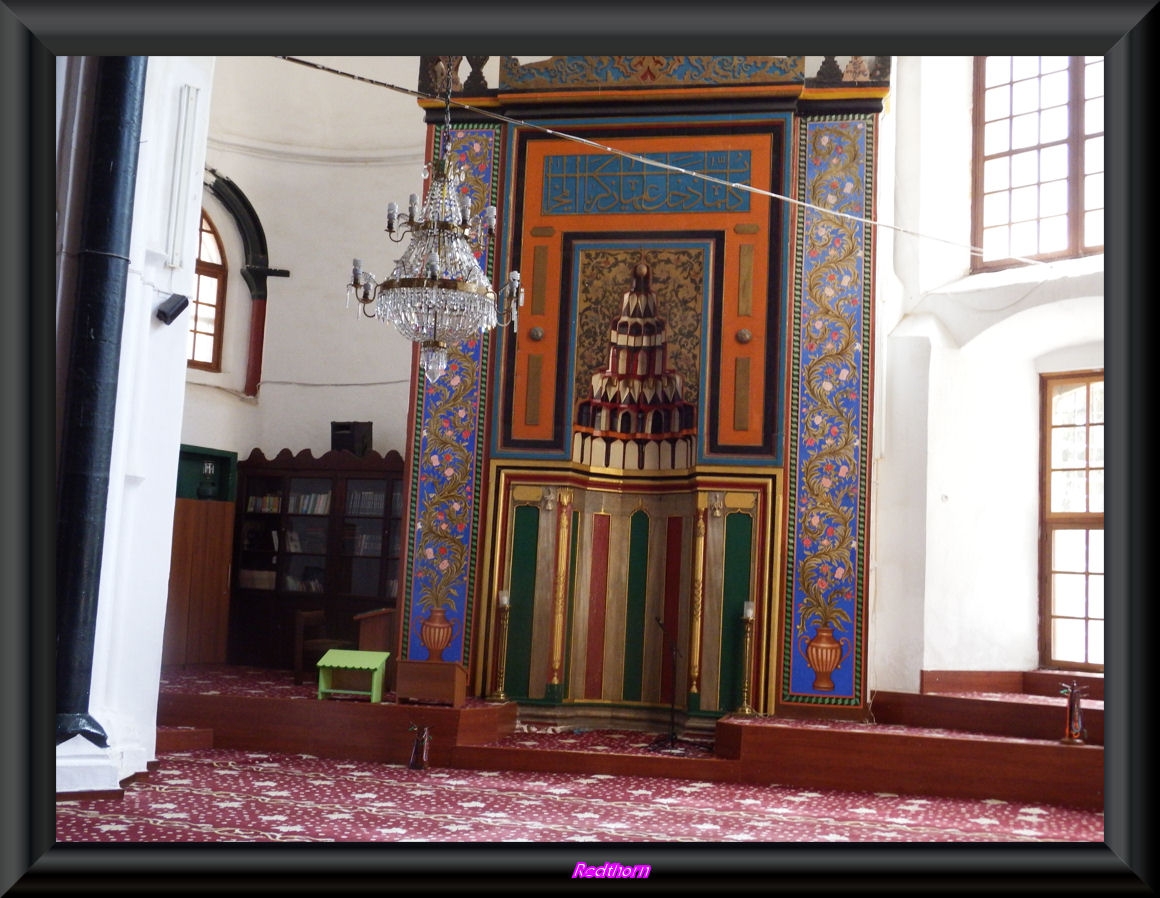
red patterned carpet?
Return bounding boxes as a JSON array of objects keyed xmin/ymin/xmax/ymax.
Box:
[
  {"xmin": 158, "ymin": 664, "xmax": 409, "ymax": 702},
  {"xmin": 55, "ymin": 746, "xmax": 1102, "ymax": 843},
  {"xmin": 54, "ymin": 665, "xmax": 1103, "ymax": 843}
]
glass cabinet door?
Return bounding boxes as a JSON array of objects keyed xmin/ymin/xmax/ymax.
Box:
[
  {"xmin": 336, "ymin": 478, "xmax": 386, "ymax": 596},
  {"xmin": 236, "ymin": 475, "xmax": 282, "ymax": 590},
  {"xmin": 385, "ymin": 479, "xmax": 403, "ymax": 600},
  {"xmin": 283, "ymin": 477, "xmax": 332, "ymax": 592}
]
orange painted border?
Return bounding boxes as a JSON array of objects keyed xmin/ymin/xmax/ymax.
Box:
[{"xmin": 508, "ymin": 129, "xmax": 776, "ymax": 449}]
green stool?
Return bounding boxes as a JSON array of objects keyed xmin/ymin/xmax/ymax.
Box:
[{"xmin": 316, "ymin": 649, "xmax": 391, "ymax": 703}]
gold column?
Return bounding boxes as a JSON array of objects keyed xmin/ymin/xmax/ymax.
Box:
[
  {"xmin": 688, "ymin": 498, "xmax": 707, "ymax": 697},
  {"xmin": 547, "ymin": 489, "xmax": 573, "ymax": 689},
  {"xmin": 487, "ymin": 592, "xmax": 511, "ymax": 702},
  {"xmin": 737, "ymin": 611, "xmax": 756, "ymax": 716}
]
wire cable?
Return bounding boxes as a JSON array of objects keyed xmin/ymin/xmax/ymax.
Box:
[{"xmin": 274, "ymin": 55, "xmax": 1061, "ymax": 272}]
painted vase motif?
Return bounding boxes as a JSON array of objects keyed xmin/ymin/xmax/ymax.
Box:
[
  {"xmin": 797, "ymin": 625, "xmax": 851, "ymax": 692},
  {"xmin": 419, "ymin": 607, "xmax": 457, "ymax": 662}
]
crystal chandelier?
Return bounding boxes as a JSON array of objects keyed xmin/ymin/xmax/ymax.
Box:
[{"xmin": 346, "ymin": 78, "xmax": 523, "ymax": 382}]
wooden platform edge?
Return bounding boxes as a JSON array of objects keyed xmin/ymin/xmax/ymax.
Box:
[
  {"xmin": 716, "ymin": 718, "xmax": 1103, "ymax": 810},
  {"xmin": 871, "ymin": 689, "xmax": 1104, "ymax": 745},
  {"xmin": 156, "ymin": 689, "xmax": 1101, "ymax": 810},
  {"xmin": 157, "ymin": 691, "xmax": 518, "ymax": 767}
]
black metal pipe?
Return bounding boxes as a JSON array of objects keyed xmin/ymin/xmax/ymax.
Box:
[{"xmin": 55, "ymin": 56, "xmax": 148, "ymax": 747}]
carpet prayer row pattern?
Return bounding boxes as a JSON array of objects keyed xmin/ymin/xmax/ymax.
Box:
[{"xmin": 56, "ymin": 749, "xmax": 1104, "ymax": 843}]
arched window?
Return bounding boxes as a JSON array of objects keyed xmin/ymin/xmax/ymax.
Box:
[{"xmin": 188, "ymin": 211, "xmax": 227, "ymax": 371}]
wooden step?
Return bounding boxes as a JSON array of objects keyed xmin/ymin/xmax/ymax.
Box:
[
  {"xmin": 921, "ymin": 669, "xmax": 1104, "ymax": 701},
  {"xmin": 156, "ymin": 725, "xmax": 214, "ymax": 751},
  {"xmin": 871, "ymin": 690, "xmax": 1103, "ymax": 745},
  {"xmin": 1022, "ymin": 669, "xmax": 1104, "ymax": 701},
  {"xmin": 714, "ymin": 716, "xmax": 1102, "ymax": 810}
]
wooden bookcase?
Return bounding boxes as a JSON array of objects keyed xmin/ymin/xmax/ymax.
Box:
[{"xmin": 228, "ymin": 447, "xmax": 405, "ymax": 670}]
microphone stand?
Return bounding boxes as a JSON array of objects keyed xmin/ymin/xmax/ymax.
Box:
[{"xmin": 651, "ymin": 615, "xmax": 683, "ymax": 752}]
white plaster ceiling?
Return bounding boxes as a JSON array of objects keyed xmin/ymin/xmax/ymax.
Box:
[
  {"xmin": 209, "ymin": 56, "xmax": 431, "ymax": 159},
  {"xmin": 206, "ymin": 56, "xmax": 848, "ymax": 159}
]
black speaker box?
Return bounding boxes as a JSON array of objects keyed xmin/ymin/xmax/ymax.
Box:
[{"xmin": 331, "ymin": 421, "xmax": 372, "ymax": 456}]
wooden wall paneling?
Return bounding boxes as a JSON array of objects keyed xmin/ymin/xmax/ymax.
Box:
[
  {"xmin": 698, "ymin": 502, "xmax": 726, "ymax": 711},
  {"xmin": 528, "ymin": 499, "xmax": 557, "ymax": 699},
  {"xmin": 716, "ymin": 236, "xmax": 768, "ymax": 449},
  {"xmin": 197, "ymin": 500, "xmax": 235, "ymax": 663},
  {"xmin": 355, "ymin": 606, "xmax": 398, "ymax": 691},
  {"xmin": 162, "ymin": 500, "xmax": 198, "ymax": 665},
  {"xmin": 509, "ymin": 236, "xmax": 565, "ymax": 445},
  {"xmin": 164, "ymin": 498, "xmax": 235, "ymax": 666},
  {"xmin": 601, "ymin": 511, "xmax": 630, "ymax": 701},
  {"xmin": 185, "ymin": 504, "xmax": 210, "ymax": 663},
  {"xmin": 583, "ymin": 511, "xmax": 610, "ymax": 700}
]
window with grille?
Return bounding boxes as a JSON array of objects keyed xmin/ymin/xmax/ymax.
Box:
[
  {"xmin": 972, "ymin": 56, "xmax": 1104, "ymax": 271},
  {"xmin": 188, "ymin": 211, "xmax": 227, "ymax": 371},
  {"xmin": 1039, "ymin": 371, "xmax": 1104, "ymax": 671}
]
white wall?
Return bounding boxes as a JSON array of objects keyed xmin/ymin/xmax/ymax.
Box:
[
  {"xmin": 178, "ymin": 184, "xmax": 261, "ymax": 455},
  {"xmin": 57, "ymin": 56, "xmax": 217, "ymax": 792},
  {"xmin": 182, "ymin": 57, "xmax": 430, "ymax": 461},
  {"xmin": 870, "ymin": 57, "xmax": 1104, "ymax": 692}
]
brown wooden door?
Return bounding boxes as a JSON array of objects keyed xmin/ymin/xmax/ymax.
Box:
[{"xmin": 164, "ymin": 498, "xmax": 236, "ymax": 665}]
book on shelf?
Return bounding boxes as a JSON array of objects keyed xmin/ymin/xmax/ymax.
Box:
[
  {"xmin": 352, "ymin": 533, "xmax": 382, "ymax": 556},
  {"xmin": 289, "ymin": 491, "xmax": 332, "ymax": 514},
  {"xmin": 346, "ymin": 488, "xmax": 386, "ymax": 516},
  {"xmin": 302, "ymin": 565, "xmax": 325, "ymax": 592},
  {"xmin": 246, "ymin": 494, "xmax": 282, "ymax": 513},
  {"xmin": 301, "ymin": 526, "xmax": 327, "ymax": 554},
  {"xmin": 238, "ymin": 569, "xmax": 277, "ymax": 589},
  {"xmin": 285, "ymin": 531, "xmax": 301, "ymax": 553},
  {"xmin": 284, "ymin": 574, "xmax": 324, "ymax": 593}
]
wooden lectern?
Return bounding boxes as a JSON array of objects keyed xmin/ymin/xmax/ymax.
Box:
[
  {"xmin": 353, "ymin": 607, "xmax": 397, "ymax": 693},
  {"xmin": 395, "ymin": 660, "xmax": 468, "ymax": 708}
]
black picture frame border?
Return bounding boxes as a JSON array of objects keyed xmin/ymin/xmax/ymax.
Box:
[{"xmin": 3, "ymin": 3, "xmax": 1152, "ymax": 893}]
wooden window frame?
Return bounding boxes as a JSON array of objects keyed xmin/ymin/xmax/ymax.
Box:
[
  {"xmin": 1038, "ymin": 370, "xmax": 1104, "ymax": 672},
  {"xmin": 971, "ymin": 56, "xmax": 1104, "ymax": 273},
  {"xmin": 188, "ymin": 211, "xmax": 227, "ymax": 373}
]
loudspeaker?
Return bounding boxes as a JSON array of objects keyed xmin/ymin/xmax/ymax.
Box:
[
  {"xmin": 156, "ymin": 293, "xmax": 189, "ymax": 325},
  {"xmin": 331, "ymin": 421, "xmax": 372, "ymax": 456}
]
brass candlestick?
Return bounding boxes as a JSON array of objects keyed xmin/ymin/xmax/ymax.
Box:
[
  {"xmin": 737, "ymin": 613, "xmax": 756, "ymax": 716},
  {"xmin": 1060, "ymin": 679, "xmax": 1088, "ymax": 744},
  {"xmin": 487, "ymin": 600, "xmax": 511, "ymax": 702}
]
